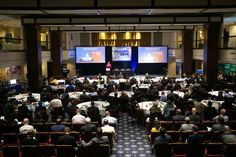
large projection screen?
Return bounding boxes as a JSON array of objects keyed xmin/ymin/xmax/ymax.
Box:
[
  {"xmin": 75, "ymin": 47, "xmax": 105, "ymax": 63},
  {"xmin": 112, "ymin": 47, "xmax": 132, "ymax": 61},
  {"xmin": 138, "ymin": 47, "xmax": 168, "ymax": 63}
]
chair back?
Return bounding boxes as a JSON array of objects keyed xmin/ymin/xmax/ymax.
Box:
[
  {"xmin": 56, "ymin": 145, "xmax": 75, "ymax": 157},
  {"xmin": 154, "ymin": 143, "xmax": 171, "ymax": 157},
  {"xmin": 21, "ymin": 145, "xmax": 39, "ymax": 157},
  {"xmin": 2, "ymin": 145, "xmax": 19, "ymax": 157}
]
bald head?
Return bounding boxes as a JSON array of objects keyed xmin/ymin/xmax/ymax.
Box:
[
  {"xmin": 23, "ymin": 118, "xmax": 29, "ymax": 125},
  {"xmin": 191, "ymin": 108, "xmax": 197, "ymax": 115}
]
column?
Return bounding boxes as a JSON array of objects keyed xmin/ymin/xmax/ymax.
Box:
[
  {"xmin": 182, "ymin": 29, "xmax": 194, "ymax": 76},
  {"xmin": 24, "ymin": 24, "xmax": 42, "ymax": 91},
  {"xmin": 203, "ymin": 23, "xmax": 221, "ymax": 87},
  {"xmin": 50, "ymin": 30, "xmax": 62, "ymax": 78}
]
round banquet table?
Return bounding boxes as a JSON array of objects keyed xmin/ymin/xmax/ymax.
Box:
[
  {"xmin": 201, "ymin": 100, "xmax": 224, "ymax": 110},
  {"xmin": 9, "ymin": 93, "xmax": 40, "ymax": 102},
  {"xmin": 68, "ymin": 92, "xmax": 97, "ymax": 99},
  {"xmin": 208, "ymin": 91, "xmax": 235, "ymax": 97},
  {"xmin": 109, "ymin": 91, "xmax": 134, "ymax": 98},
  {"xmin": 77, "ymin": 101, "xmax": 109, "ymax": 116},
  {"xmin": 138, "ymin": 100, "xmax": 166, "ymax": 115},
  {"xmin": 159, "ymin": 90, "xmax": 185, "ymax": 98}
]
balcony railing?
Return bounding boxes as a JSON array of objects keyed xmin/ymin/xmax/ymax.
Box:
[{"xmin": 0, "ymin": 37, "xmax": 24, "ymax": 51}]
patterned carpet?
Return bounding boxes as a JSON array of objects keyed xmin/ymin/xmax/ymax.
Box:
[{"xmin": 111, "ymin": 112, "xmax": 155, "ymax": 157}]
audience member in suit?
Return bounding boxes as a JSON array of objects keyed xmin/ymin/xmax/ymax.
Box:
[
  {"xmin": 172, "ymin": 108, "xmax": 185, "ymax": 121},
  {"xmin": 213, "ymin": 108, "xmax": 229, "ymax": 122},
  {"xmin": 187, "ymin": 125, "xmax": 204, "ymax": 157},
  {"xmin": 220, "ymin": 125, "xmax": 236, "ymax": 157},
  {"xmin": 87, "ymin": 101, "xmax": 101, "ymax": 123},
  {"xmin": 57, "ymin": 127, "xmax": 77, "ymax": 147},
  {"xmin": 179, "ymin": 117, "xmax": 194, "ymax": 132},
  {"xmin": 80, "ymin": 117, "xmax": 97, "ymax": 135},
  {"xmin": 188, "ymin": 108, "xmax": 201, "ymax": 122},
  {"xmin": 22, "ymin": 131, "xmax": 39, "ymax": 145},
  {"xmin": 51, "ymin": 118, "xmax": 65, "ymax": 132},
  {"xmin": 203, "ymin": 101, "xmax": 217, "ymax": 121},
  {"xmin": 211, "ymin": 116, "xmax": 225, "ymax": 132},
  {"xmin": 153, "ymin": 127, "xmax": 172, "ymax": 157},
  {"xmin": 81, "ymin": 127, "xmax": 109, "ymax": 147}
]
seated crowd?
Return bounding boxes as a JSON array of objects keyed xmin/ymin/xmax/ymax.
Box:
[{"xmin": 0, "ymin": 73, "xmax": 236, "ymax": 156}]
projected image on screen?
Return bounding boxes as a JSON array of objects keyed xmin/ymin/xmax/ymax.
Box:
[
  {"xmin": 112, "ymin": 47, "xmax": 132, "ymax": 61},
  {"xmin": 138, "ymin": 47, "xmax": 168, "ymax": 63},
  {"xmin": 76, "ymin": 47, "xmax": 105, "ymax": 63}
]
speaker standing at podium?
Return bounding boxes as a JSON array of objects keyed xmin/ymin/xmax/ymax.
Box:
[{"xmin": 106, "ymin": 61, "xmax": 112, "ymax": 76}]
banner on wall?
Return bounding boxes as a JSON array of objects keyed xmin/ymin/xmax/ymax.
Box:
[{"xmin": 112, "ymin": 47, "xmax": 132, "ymax": 61}]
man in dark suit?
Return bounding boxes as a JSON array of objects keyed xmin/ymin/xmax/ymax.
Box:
[
  {"xmin": 188, "ymin": 108, "xmax": 201, "ymax": 122},
  {"xmin": 80, "ymin": 117, "xmax": 97, "ymax": 135},
  {"xmin": 81, "ymin": 127, "xmax": 109, "ymax": 147},
  {"xmin": 187, "ymin": 125, "xmax": 204, "ymax": 157},
  {"xmin": 57, "ymin": 127, "xmax": 77, "ymax": 147},
  {"xmin": 172, "ymin": 108, "xmax": 185, "ymax": 121},
  {"xmin": 51, "ymin": 118, "xmax": 65, "ymax": 132},
  {"xmin": 87, "ymin": 101, "xmax": 101, "ymax": 123}
]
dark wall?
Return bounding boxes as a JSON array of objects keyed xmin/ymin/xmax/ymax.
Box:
[{"xmin": 76, "ymin": 46, "xmax": 168, "ymax": 75}]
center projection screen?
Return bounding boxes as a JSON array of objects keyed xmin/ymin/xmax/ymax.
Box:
[
  {"xmin": 138, "ymin": 47, "xmax": 168, "ymax": 63},
  {"xmin": 75, "ymin": 47, "xmax": 105, "ymax": 63},
  {"xmin": 112, "ymin": 47, "xmax": 132, "ymax": 61}
]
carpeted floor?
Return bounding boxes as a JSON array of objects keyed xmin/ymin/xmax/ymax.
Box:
[{"xmin": 111, "ymin": 112, "xmax": 155, "ymax": 157}]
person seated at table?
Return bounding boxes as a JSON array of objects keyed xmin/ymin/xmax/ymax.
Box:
[
  {"xmin": 65, "ymin": 83, "xmax": 75, "ymax": 93},
  {"xmin": 159, "ymin": 91, "xmax": 167, "ymax": 102},
  {"xmin": 40, "ymin": 88, "xmax": 52, "ymax": 102},
  {"xmin": 117, "ymin": 72, "xmax": 124, "ymax": 79},
  {"xmin": 48, "ymin": 95, "xmax": 63, "ymax": 111},
  {"xmin": 21, "ymin": 131, "xmax": 39, "ymax": 146},
  {"xmin": 188, "ymin": 107, "xmax": 201, "ymax": 122},
  {"xmin": 51, "ymin": 118, "xmax": 65, "ymax": 132},
  {"xmin": 172, "ymin": 108, "xmax": 185, "ymax": 121},
  {"xmin": 203, "ymin": 101, "xmax": 217, "ymax": 121},
  {"xmin": 224, "ymin": 89, "xmax": 234, "ymax": 98},
  {"xmin": 67, "ymin": 99, "xmax": 79, "ymax": 120},
  {"xmin": 163, "ymin": 100, "xmax": 176, "ymax": 120},
  {"xmin": 18, "ymin": 101, "xmax": 32, "ymax": 121},
  {"xmin": 83, "ymin": 77, "xmax": 89, "ymax": 84},
  {"xmin": 27, "ymin": 92, "xmax": 36, "ymax": 103},
  {"xmin": 80, "ymin": 89, "xmax": 90, "ymax": 102},
  {"xmin": 87, "ymin": 101, "xmax": 101, "ymax": 123},
  {"xmin": 102, "ymin": 111, "xmax": 118, "ymax": 127},
  {"xmin": 72, "ymin": 109, "xmax": 86, "ymax": 124},
  {"xmin": 179, "ymin": 117, "xmax": 195, "ymax": 132},
  {"xmin": 216, "ymin": 90, "xmax": 224, "ymax": 101},
  {"xmin": 149, "ymin": 102, "xmax": 162, "ymax": 124},
  {"xmin": 213, "ymin": 108, "xmax": 229, "ymax": 122}
]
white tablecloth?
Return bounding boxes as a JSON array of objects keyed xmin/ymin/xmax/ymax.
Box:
[
  {"xmin": 68, "ymin": 92, "xmax": 97, "ymax": 99},
  {"xmin": 159, "ymin": 90, "xmax": 185, "ymax": 98},
  {"xmin": 201, "ymin": 100, "xmax": 223, "ymax": 110},
  {"xmin": 109, "ymin": 91, "xmax": 134, "ymax": 98},
  {"xmin": 208, "ymin": 91, "xmax": 235, "ymax": 97},
  {"xmin": 77, "ymin": 101, "xmax": 109, "ymax": 116},
  {"xmin": 138, "ymin": 101, "xmax": 166, "ymax": 115},
  {"xmin": 9, "ymin": 93, "xmax": 40, "ymax": 102}
]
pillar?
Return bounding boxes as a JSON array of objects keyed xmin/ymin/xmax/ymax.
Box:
[
  {"xmin": 50, "ymin": 30, "xmax": 62, "ymax": 78},
  {"xmin": 204, "ymin": 23, "xmax": 221, "ymax": 87},
  {"xmin": 182, "ymin": 29, "xmax": 194, "ymax": 76},
  {"xmin": 24, "ymin": 24, "xmax": 42, "ymax": 91}
]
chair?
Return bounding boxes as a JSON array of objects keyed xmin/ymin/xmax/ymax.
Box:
[
  {"xmin": 150, "ymin": 132, "xmax": 159, "ymax": 144},
  {"xmin": 70, "ymin": 132, "xmax": 81, "ymax": 143},
  {"xmin": 72, "ymin": 124, "xmax": 85, "ymax": 132},
  {"xmin": 2, "ymin": 145, "xmax": 19, "ymax": 157},
  {"xmin": 205, "ymin": 143, "xmax": 223, "ymax": 157},
  {"xmin": 56, "ymin": 145, "xmax": 75, "ymax": 157},
  {"xmin": 50, "ymin": 132, "xmax": 64, "ymax": 144},
  {"xmin": 154, "ymin": 143, "xmax": 172, "ymax": 157},
  {"xmin": 166, "ymin": 131, "xmax": 181, "ymax": 142},
  {"xmin": 160, "ymin": 121, "xmax": 173, "ymax": 130},
  {"xmin": 225, "ymin": 143, "xmax": 236, "ymax": 157},
  {"xmin": 39, "ymin": 144, "xmax": 56, "ymax": 157},
  {"xmin": 2, "ymin": 133, "xmax": 18, "ymax": 145},
  {"xmin": 51, "ymin": 107, "xmax": 64, "ymax": 121},
  {"xmin": 36, "ymin": 132, "xmax": 50, "ymax": 144},
  {"xmin": 171, "ymin": 143, "xmax": 188, "ymax": 157},
  {"xmin": 180, "ymin": 131, "xmax": 192, "ymax": 142},
  {"xmin": 77, "ymin": 144, "xmax": 110, "ymax": 157},
  {"xmin": 1, "ymin": 124, "xmax": 19, "ymax": 133},
  {"xmin": 21, "ymin": 145, "xmax": 39, "ymax": 157},
  {"xmin": 33, "ymin": 123, "xmax": 51, "ymax": 132}
]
